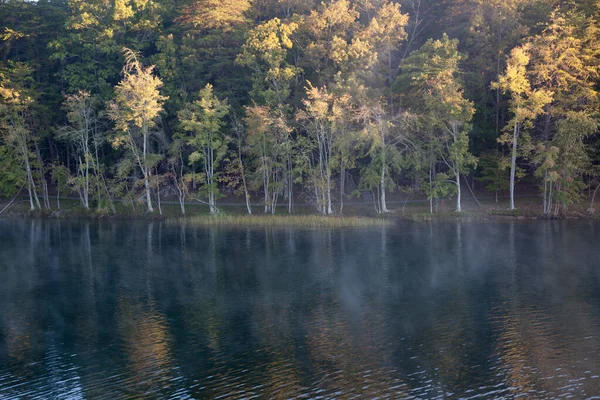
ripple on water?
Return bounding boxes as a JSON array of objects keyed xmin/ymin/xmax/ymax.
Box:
[{"xmin": 1, "ymin": 220, "xmax": 600, "ymax": 398}]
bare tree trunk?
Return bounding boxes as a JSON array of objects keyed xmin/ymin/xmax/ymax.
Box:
[
  {"xmin": 144, "ymin": 173, "xmax": 153, "ymax": 212},
  {"xmin": 24, "ymin": 155, "xmax": 41, "ymax": 210},
  {"xmin": 35, "ymin": 143, "xmax": 51, "ymax": 210},
  {"xmin": 239, "ymin": 148, "xmax": 251, "ymax": 215},
  {"xmin": 509, "ymin": 122, "xmax": 518, "ymax": 210},
  {"xmin": 78, "ymin": 156, "xmax": 89, "ymax": 209},
  {"xmin": 156, "ymin": 185, "xmax": 162, "ymax": 216},
  {"xmin": 262, "ymin": 142, "xmax": 269, "ymax": 214},
  {"xmin": 326, "ymin": 172, "xmax": 333, "ymax": 215},
  {"xmin": 463, "ymin": 174, "xmax": 481, "ymax": 208},
  {"xmin": 127, "ymin": 182, "xmax": 136, "ymax": 213},
  {"xmin": 141, "ymin": 126, "xmax": 154, "ymax": 212},
  {"xmin": 340, "ymin": 161, "xmax": 345, "ymax": 215},
  {"xmin": 380, "ymin": 147, "xmax": 389, "ymax": 214},
  {"xmin": 380, "ymin": 164, "xmax": 388, "ymax": 213},
  {"xmin": 27, "ymin": 171, "xmax": 35, "ymax": 211},
  {"xmin": 455, "ymin": 167, "xmax": 462, "ymax": 212},
  {"xmin": 589, "ymin": 183, "xmax": 600, "ymax": 213},
  {"xmin": 543, "ymin": 171, "xmax": 548, "ymax": 216},
  {"xmin": 92, "ymin": 137, "xmax": 116, "ymax": 214},
  {"xmin": 287, "ymin": 151, "xmax": 293, "ymax": 215},
  {"xmin": 42, "ymin": 178, "xmax": 50, "ymax": 210},
  {"xmin": 180, "ymin": 198, "xmax": 185, "ymax": 215},
  {"xmin": 429, "ymin": 162, "xmax": 433, "ymax": 214}
]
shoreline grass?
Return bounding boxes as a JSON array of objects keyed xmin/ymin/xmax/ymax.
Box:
[
  {"xmin": 3, "ymin": 196, "xmax": 600, "ymax": 224},
  {"xmin": 170, "ymin": 214, "xmax": 394, "ymax": 228}
]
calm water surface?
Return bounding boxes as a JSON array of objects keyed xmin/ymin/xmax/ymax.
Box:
[{"xmin": 1, "ymin": 220, "xmax": 600, "ymax": 399}]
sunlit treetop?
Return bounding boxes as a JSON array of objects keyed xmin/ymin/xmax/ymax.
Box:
[
  {"xmin": 236, "ymin": 18, "xmax": 300, "ymax": 105},
  {"xmin": 492, "ymin": 45, "xmax": 553, "ymax": 124},
  {"xmin": 177, "ymin": 0, "xmax": 252, "ymax": 31},
  {"xmin": 109, "ymin": 48, "xmax": 168, "ymax": 134},
  {"xmin": 362, "ymin": 0, "xmax": 409, "ymax": 50}
]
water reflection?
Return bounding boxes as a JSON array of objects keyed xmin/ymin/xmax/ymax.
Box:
[{"xmin": 0, "ymin": 220, "xmax": 600, "ymax": 398}]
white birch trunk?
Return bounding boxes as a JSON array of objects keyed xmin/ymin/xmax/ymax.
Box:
[{"xmin": 509, "ymin": 121, "xmax": 518, "ymax": 211}]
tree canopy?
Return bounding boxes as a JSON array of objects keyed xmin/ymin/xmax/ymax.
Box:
[{"xmin": 0, "ymin": 0, "xmax": 598, "ymax": 216}]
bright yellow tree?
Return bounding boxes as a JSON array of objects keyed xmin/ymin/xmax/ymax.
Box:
[
  {"xmin": 109, "ymin": 48, "xmax": 167, "ymax": 212},
  {"xmin": 492, "ymin": 45, "xmax": 553, "ymax": 210}
]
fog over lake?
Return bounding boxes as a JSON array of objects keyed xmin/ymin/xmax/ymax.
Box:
[{"xmin": 1, "ymin": 220, "xmax": 599, "ymax": 399}]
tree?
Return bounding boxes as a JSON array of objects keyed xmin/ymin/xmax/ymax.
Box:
[
  {"xmin": 51, "ymin": 163, "xmax": 71, "ymax": 210},
  {"xmin": 535, "ymin": 112, "xmax": 599, "ymax": 216},
  {"xmin": 357, "ymin": 102, "xmax": 417, "ymax": 213},
  {"xmin": 0, "ymin": 63, "xmax": 41, "ymax": 210},
  {"xmin": 177, "ymin": 0, "xmax": 251, "ymax": 31},
  {"xmin": 244, "ymin": 104, "xmax": 290, "ymax": 214},
  {"xmin": 236, "ymin": 17, "xmax": 299, "ymax": 107},
  {"xmin": 226, "ymin": 112, "xmax": 252, "ymax": 215},
  {"xmin": 179, "ymin": 84, "xmax": 230, "ymax": 214},
  {"xmin": 398, "ymin": 35, "xmax": 476, "ymax": 212},
  {"xmin": 167, "ymin": 138, "xmax": 188, "ymax": 215},
  {"xmin": 108, "ymin": 48, "xmax": 167, "ymax": 213},
  {"xmin": 59, "ymin": 91, "xmax": 115, "ymax": 212},
  {"xmin": 49, "ymin": 0, "xmax": 164, "ymax": 95},
  {"xmin": 526, "ymin": 11, "xmax": 600, "ymax": 213},
  {"xmin": 236, "ymin": 17, "xmax": 300, "ymax": 214},
  {"xmin": 491, "ymin": 45, "xmax": 552, "ymax": 210},
  {"xmin": 477, "ymin": 151, "xmax": 513, "ymax": 203},
  {"xmin": 173, "ymin": 0, "xmax": 252, "ymax": 109},
  {"xmin": 296, "ymin": 82, "xmax": 336, "ymax": 215},
  {"xmin": 300, "ymin": 0, "xmax": 362, "ymax": 84},
  {"xmin": 330, "ymin": 90, "xmax": 358, "ymax": 214},
  {"xmin": 362, "ymin": 0, "xmax": 409, "ymax": 108}
]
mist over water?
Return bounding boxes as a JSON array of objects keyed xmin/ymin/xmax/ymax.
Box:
[{"xmin": 0, "ymin": 220, "xmax": 599, "ymax": 399}]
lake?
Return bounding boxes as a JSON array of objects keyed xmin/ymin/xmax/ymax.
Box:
[{"xmin": 0, "ymin": 219, "xmax": 599, "ymax": 399}]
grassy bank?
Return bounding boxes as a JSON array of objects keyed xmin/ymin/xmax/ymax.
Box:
[
  {"xmin": 2, "ymin": 194, "xmax": 600, "ymax": 224},
  {"xmin": 171, "ymin": 214, "xmax": 393, "ymax": 228}
]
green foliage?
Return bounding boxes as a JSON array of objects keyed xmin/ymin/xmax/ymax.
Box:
[
  {"xmin": 236, "ymin": 18, "xmax": 300, "ymax": 106},
  {"xmin": 179, "ymin": 84, "xmax": 230, "ymax": 212},
  {"xmin": 477, "ymin": 151, "xmax": 512, "ymax": 194},
  {"xmin": 0, "ymin": 0, "xmax": 599, "ymax": 218},
  {"xmin": 0, "ymin": 145, "xmax": 25, "ymax": 196}
]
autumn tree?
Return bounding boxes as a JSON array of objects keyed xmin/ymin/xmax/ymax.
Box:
[
  {"xmin": 401, "ymin": 35, "xmax": 476, "ymax": 212},
  {"xmin": 492, "ymin": 45, "xmax": 552, "ymax": 210},
  {"xmin": 179, "ymin": 84, "xmax": 230, "ymax": 214},
  {"xmin": 535, "ymin": 112, "xmax": 599, "ymax": 216},
  {"xmin": 49, "ymin": 0, "xmax": 164, "ymax": 95},
  {"xmin": 59, "ymin": 91, "xmax": 115, "ymax": 212},
  {"xmin": 244, "ymin": 104, "xmax": 291, "ymax": 214},
  {"xmin": 0, "ymin": 64, "xmax": 41, "ymax": 210},
  {"xmin": 225, "ymin": 112, "xmax": 252, "ymax": 215},
  {"xmin": 236, "ymin": 17, "xmax": 299, "ymax": 107},
  {"xmin": 357, "ymin": 101, "xmax": 417, "ymax": 213},
  {"xmin": 526, "ymin": 11, "xmax": 600, "ymax": 213},
  {"xmin": 109, "ymin": 48, "xmax": 167, "ymax": 213},
  {"xmin": 296, "ymin": 82, "xmax": 336, "ymax": 215}
]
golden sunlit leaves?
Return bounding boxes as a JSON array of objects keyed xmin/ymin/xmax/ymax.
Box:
[
  {"xmin": 363, "ymin": 1, "xmax": 409, "ymax": 49},
  {"xmin": 177, "ymin": 0, "xmax": 251, "ymax": 31},
  {"xmin": 236, "ymin": 18, "xmax": 300, "ymax": 105},
  {"xmin": 109, "ymin": 48, "xmax": 167, "ymax": 134},
  {"xmin": 492, "ymin": 45, "xmax": 553, "ymax": 125}
]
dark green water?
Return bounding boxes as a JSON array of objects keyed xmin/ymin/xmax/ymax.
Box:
[{"xmin": 1, "ymin": 220, "xmax": 599, "ymax": 399}]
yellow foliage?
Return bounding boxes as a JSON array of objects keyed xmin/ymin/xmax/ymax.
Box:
[
  {"xmin": 108, "ymin": 48, "xmax": 167, "ymax": 133},
  {"xmin": 177, "ymin": 0, "xmax": 251, "ymax": 31}
]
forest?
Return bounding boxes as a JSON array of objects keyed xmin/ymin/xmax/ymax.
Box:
[{"xmin": 0, "ymin": 0, "xmax": 599, "ymax": 217}]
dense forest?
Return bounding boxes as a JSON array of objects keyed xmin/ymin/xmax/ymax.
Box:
[{"xmin": 0, "ymin": 0, "xmax": 599, "ymax": 216}]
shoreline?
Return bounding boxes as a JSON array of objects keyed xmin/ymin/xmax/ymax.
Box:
[{"xmin": 1, "ymin": 206, "xmax": 598, "ymax": 225}]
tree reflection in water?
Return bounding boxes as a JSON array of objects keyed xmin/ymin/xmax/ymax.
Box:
[{"xmin": 0, "ymin": 220, "xmax": 599, "ymax": 398}]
